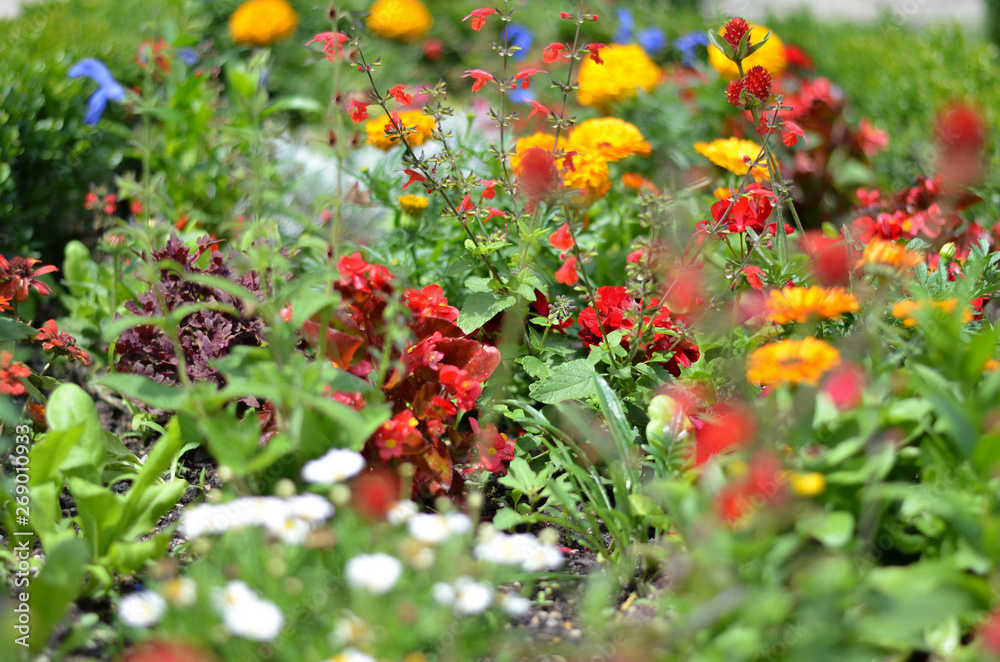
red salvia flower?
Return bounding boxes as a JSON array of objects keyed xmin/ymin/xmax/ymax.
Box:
[
  {"xmin": 401, "ymin": 168, "xmax": 427, "ymax": 190},
  {"xmin": 481, "ymin": 179, "xmax": 497, "ymax": 200},
  {"xmin": 549, "ymin": 223, "xmax": 574, "ymax": 250},
  {"xmin": 388, "ymin": 84, "xmax": 413, "ymax": 105},
  {"xmin": 584, "ymin": 43, "xmax": 606, "ymax": 65},
  {"xmin": 559, "ymin": 12, "xmax": 573, "ymax": 19},
  {"xmin": 457, "ymin": 194, "xmax": 475, "ymax": 215},
  {"xmin": 742, "ymin": 65, "xmax": 772, "ymax": 102},
  {"xmin": 512, "ymin": 68, "xmax": 547, "ymax": 90},
  {"xmin": 722, "ymin": 17, "xmax": 751, "ymax": 52},
  {"xmin": 306, "ymin": 32, "xmax": 351, "ymax": 61},
  {"xmin": 484, "ymin": 207, "xmax": 505, "ymax": 220},
  {"xmin": 348, "ymin": 99, "xmax": 369, "ymax": 123},
  {"xmin": 462, "ymin": 69, "xmax": 494, "ymax": 92},
  {"xmin": 542, "ymin": 42, "xmax": 567, "ymax": 63},
  {"xmin": 782, "ymin": 120, "xmax": 806, "ymax": 147},
  {"xmin": 555, "ymin": 256, "xmax": 579, "ymax": 285},
  {"xmin": 0, "ymin": 351, "xmax": 30, "ymax": 397},
  {"xmin": 626, "ymin": 249, "xmax": 645, "ymax": 263},
  {"xmin": 527, "ymin": 100, "xmax": 550, "ymax": 119},
  {"xmin": 463, "ymin": 8, "xmax": 497, "ymax": 31}
]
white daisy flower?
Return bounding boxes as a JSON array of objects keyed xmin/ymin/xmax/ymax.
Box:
[
  {"xmin": 386, "ymin": 500, "xmax": 418, "ymax": 525},
  {"xmin": 498, "ymin": 593, "xmax": 532, "ymax": 618},
  {"xmin": 214, "ymin": 581, "xmax": 284, "ymax": 641},
  {"xmin": 118, "ymin": 591, "xmax": 166, "ymax": 628},
  {"xmin": 407, "ymin": 513, "xmax": 473, "ymax": 545},
  {"xmin": 433, "ymin": 576, "xmax": 494, "ymax": 615},
  {"xmin": 473, "ymin": 532, "xmax": 563, "ymax": 572},
  {"xmin": 161, "ymin": 577, "xmax": 197, "ymax": 607},
  {"xmin": 301, "ymin": 449, "xmax": 366, "ymax": 484},
  {"xmin": 344, "ymin": 553, "xmax": 403, "ymax": 595},
  {"xmin": 285, "ymin": 493, "xmax": 335, "ymax": 522},
  {"xmin": 323, "ymin": 649, "xmax": 376, "ymax": 662}
]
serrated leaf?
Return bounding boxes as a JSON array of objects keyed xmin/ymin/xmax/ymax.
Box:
[
  {"xmin": 457, "ymin": 292, "xmax": 516, "ymax": 334},
  {"xmin": 528, "ymin": 359, "xmax": 597, "ymax": 404}
]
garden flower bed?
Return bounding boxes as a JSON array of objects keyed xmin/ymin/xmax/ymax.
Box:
[{"xmin": 5, "ymin": 1, "xmax": 1000, "ymax": 660}]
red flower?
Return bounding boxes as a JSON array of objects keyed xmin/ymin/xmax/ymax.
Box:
[
  {"xmin": 388, "ymin": 84, "xmax": 413, "ymax": 105},
  {"xmin": 742, "ymin": 65, "xmax": 772, "ymax": 102},
  {"xmin": 694, "ymin": 402, "xmax": 756, "ymax": 465},
  {"xmin": 457, "ymin": 194, "xmax": 474, "ymax": 215},
  {"xmin": 34, "ymin": 320, "xmax": 91, "ymax": 366},
  {"xmin": 822, "ymin": 364, "xmax": 864, "ymax": 410},
  {"xmin": 542, "ymin": 42, "xmax": 567, "ymax": 63},
  {"xmin": 463, "ymin": 8, "xmax": 497, "ymax": 31},
  {"xmin": 781, "ymin": 120, "xmax": 806, "ymax": 147},
  {"xmin": 404, "ymin": 284, "xmax": 459, "ymax": 322},
  {"xmin": 306, "ymin": 32, "xmax": 350, "ymax": 61},
  {"xmin": 722, "ymin": 17, "xmax": 751, "ymax": 52},
  {"xmin": 857, "ymin": 118, "xmax": 889, "ymax": 157},
  {"xmin": 470, "ymin": 418, "xmax": 514, "ymax": 474},
  {"xmin": 527, "ymin": 100, "xmax": 550, "ymax": 119},
  {"xmin": 555, "ymin": 256, "xmax": 579, "ymax": 285},
  {"xmin": 0, "ymin": 351, "xmax": 30, "ymax": 397},
  {"xmin": 462, "ymin": 69, "xmax": 494, "ymax": 92},
  {"xmin": 348, "ymin": 99, "xmax": 369, "ymax": 123},
  {"xmin": 338, "ymin": 252, "xmax": 370, "ymax": 281},
  {"xmin": 485, "ymin": 207, "xmax": 505, "ymax": 220},
  {"xmin": 549, "ymin": 223, "xmax": 574, "ymax": 250},
  {"xmin": 512, "ymin": 68, "xmax": 547, "ymax": 90},
  {"xmin": 0, "ymin": 255, "xmax": 57, "ymax": 302},
  {"xmin": 784, "ymin": 44, "xmax": 814, "ymax": 70},
  {"xmin": 559, "ymin": 12, "xmax": 573, "ymax": 19},
  {"xmin": 978, "ymin": 610, "xmax": 1000, "ymax": 654},
  {"xmin": 84, "ymin": 191, "xmax": 99, "ymax": 210},
  {"xmin": 626, "ymin": 249, "xmax": 645, "ymax": 263},
  {"xmin": 513, "ymin": 147, "xmax": 558, "ymax": 198},
  {"xmin": 103, "ymin": 194, "xmax": 117, "ymax": 215},
  {"xmin": 402, "ymin": 168, "xmax": 427, "ymax": 190},
  {"xmin": 725, "ymin": 79, "xmax": 745, "ymax": 107},
  {"xmin": 375, "ymin": 410, "xmax": 423, "ymax": 460},
  {"xmin": 121, "ymin": 640, "xmax": 218, "ymax": 662},
  {"xmin": 481, "ymin": 179, "xmax": 497, "ymax": 200},
  {"xmin": 713, "ymin": 452, "xmax": 786, "ymax": 525},
  {"xmin": 584, "ymin": 43, "xmax": 606, "ymax": 65},
  {"xmin": 799, "ymin": 231, "xmax": 851, "ymax": 286},
  {"xmin": 351, "ymin": 471, "xmax": 400, "ymax": 520},
  {"xmin": 742, "ymin": 265, "xmax": 764, "ymax": 290},
  {"xmin": 709, "ymin": 184, "xmax": 775, "ymax": 235},
  {"xmin": 439, "ymin": 365, "xmax": 482, "ymax": 410}
]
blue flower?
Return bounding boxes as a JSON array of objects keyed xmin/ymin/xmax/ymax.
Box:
[
  {"xmin": 638, "ymin": 28, "xmax": 668, "ymax": 54},
  {"xmin": 615, "ymin": 8, "xmax": 635, "ymax": 44},
  {"xmin": 508, "ymin": 86, "xmax": 535, "ymax": 105},
  {"xmin": 178, "ymin": 48, "xmax": 199, "ymax": 66},
  {"xmin": 68, "ymin": 59, "xmax": 125, "ymax": 125},
  {"xmin": 674, "ymin": 31, "xmax": 710, "ymax": 67},
  {"xmin": 506, "ymin": 24, "xmax": 534, "ymax": 62}
]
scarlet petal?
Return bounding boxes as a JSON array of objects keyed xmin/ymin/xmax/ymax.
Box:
[{"xmin": 743, "ymin": 265, "xmax": 764, "ymax": 290}]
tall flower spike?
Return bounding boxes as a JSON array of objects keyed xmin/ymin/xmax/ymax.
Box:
[{"xmin": 68, "ymin": 59, "xmax": 126, "ymax": 125}]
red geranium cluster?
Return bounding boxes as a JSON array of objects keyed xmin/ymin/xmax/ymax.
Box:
[
  {"xmin": 301, "ymin": 253, "xmax": 506, "ymax": 497},
  {"xmin": 577, "ymin": 286, "xmax": 700, "ymax": 376}
]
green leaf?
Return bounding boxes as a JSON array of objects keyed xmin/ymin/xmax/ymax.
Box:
[
  {"xmin": 492, "ymin": 507, "xmax": 527, "ymax": 531},
  {"xmin": 518, "ymin": 356, "xmax": 549, "ymax": 380},
  {"xmin": 457, "ymin": 291, "xmax": 516, "ymax": 334},
  {"xmin": 528, "ymin": 359, "xmax": 597, "ymax": 404},
  {"xmin": 796, "ymin": 510, "xmax": 855, "ymax": 549},
  {"xmin": 707, "ymin": 30, "xmax": 735, "ymax": 60},
  {"xmin": 66, "ymin": 477, "xmax": 122, "ymax": 557},
  {"xmin": 263, "ymin": 95, "xmax": 324, "ymax": 117},
  {"xmin": 45, "ymin": 384, "xmax": 105, "ymax": 482},
  {"xmin": 29, "ymin": 537, "xmax": 88, "ymax": 653},
  {"xmin": 0, "ymin": 317, "xmax": 36, "ymax": 342},
  {"xmin": 93, "ymin": 373, "xmax": 189, "ymax": 411}
]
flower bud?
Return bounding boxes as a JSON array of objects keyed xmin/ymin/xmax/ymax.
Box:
[{"xmin": 939, "ymin": 242, "xmax": 957, "ymax": 261}]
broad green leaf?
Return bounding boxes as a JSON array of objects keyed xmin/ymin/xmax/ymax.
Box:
[
  {"xmin": 528, "ymin": 359, "xmax": 597, "ymax": 404},
  {"xmin": 93, "ymin": 373, "xmax": 189, "ymax": 411},
  {"xmin": 66, "ymin": 477, "xmax": 122, "ymax": 557},
  {"xmin": 29, "ymin": 537, "xmax": 88, "ymax": 653},
  {"xmin": 796, "ymin": 510, "xmax": 855, "ymax": 549},
  {"xmin": 457, "ymin": 291, "xmax": 516, "ymax": 334}
]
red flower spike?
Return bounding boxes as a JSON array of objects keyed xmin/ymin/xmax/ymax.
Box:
[
  {"xmin": 549, "ymin": 223, "xmax": 574, "ymax": 250},
  {"xmin": 722, "ymin": 17, "xmax": 751, "ymax": 52},
  {"xmin": 348, "ymin": 99, "xmax": 369, "ymax": 124},
  {"xmin": 401, "ymin": 168, "xmax": 427, "ymax": 190},
  {"xmin": 462, "ymin": 69, "xmax": 494, "ymax": 92},
  {"xmin": 388, "ymin": 84, "xmax": 413, "ymax": 105},
  {"xmin": 307, "ymin": 32, "xmax": 350, "ymax": 61},
  {"xmin": 742, "ymin": 65, "xmax": 772, "ymax": 102},
  {"xmin": 463, "ymin": 8, "xmax": 498, "ymax": 31},
  {"xmin": 485, "ymin": 207, "xmax": 505, "ymax": 220},
  {"xmin": 555, "ymin": 256, "xmax": 579, "ymax": 285},
  {"xmin": 542, "ymin": 43, "xmax": 567, "ymax": 63},
  {"xmin": 457, "ymin": 194, "xmax": 474, "ymax": 215},
  {"xmin": 481, "ymin": 179, "xmax": 497, "ymax": 200},
  {"xmin": 725, "ymin": 79, "xmax": 745, "ymax": 107},
  {"xmin": 528, "ymin": 100, "xmax": 551, "ymax": 119},
  {"xmin": 512, "ymin": 68, "xmax": 547, "ymax": 90},
  {"xmin": 584, "ymin": 43, "xmax": 606, "ymax": 65}
]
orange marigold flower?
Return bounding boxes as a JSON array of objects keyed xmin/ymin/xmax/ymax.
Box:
[
  {"xmin": 561, "ymin": 148, "xmax": 611, "ymax": 205},
  {"xmin": 746, "ymin": 337, "xmax": 841, "ymax": 386},
  {"xmin": 857, "ymin": 239, "xmax": 924, "ymax": 275},
  {"xmin": 229, "ymin": 0, "xmax": 299, "ymax": 47},
  {"xmin": 365, "ymin": 110, "xmax": 435, "ymax": 150},
  {"xmin": 764, "ymin": 286, "xmax": 859, "ymax": 324},
  {"xmin": 891, "ymin": 298, "xmax": 972, "ymax": 327},
  {"xmin": 568, "ymin": 117, "xmax": 651, "ymax": 162},
  {"xmin": 366, "ymin": 0, "xmax": 433, "ymax": 42}
]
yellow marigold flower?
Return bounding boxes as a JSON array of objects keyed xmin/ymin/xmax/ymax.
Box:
[
  {"xmin": 365, "ymin": 111, "xmax": 436, "ymax": 150},
  {"xmin": 229, "ymin": 0, "xmax": 299, "ymax": 47},
  {"xmin": 788, "ymin": 472, "xmax": 826, "ymax": 497},
  {"xmin": 562, "ymin": 148, "xmax": 611, "ymax": 205},
  {"xmin": 746, "ymin": 337, "xmax": 841, "ymax": 386},
  {"xmin": 577, "ymin": 44, "xmax": 661, "ymax": 108},
  {"xmin": 509, "ymin": 132, "xmax": 565, "ymax": 172},
  {"xmin": 765, "ymin": 286, "xmax": 859, "ymax": 325},
  {"xmin": 694, "ymin": 137, "xmax": 772, "ymax": 181},
  {"xmin": 891, "ymin": 298, "xmax": 972, "ymax": 327},
  {"xmin": 857, "ymin": 239, "xmax": 924, "ymax": 275},
  {"xmin": 366, "ymin": 0, "xmax": 433, "ymax": 42},
  {"xmin": 713, "ymin": 186, "xmax": 737, "ymax": 200},
  {"xmin": 708, "ymin": 23, "xmax": 786, "ymax": 81},
  {"xmin": 398, "ymin": 194, "xmax": 428, "ymax": 216},
  {"xmin": 568, "ymin": 118, "xmax": 651, "ymax": 162}
]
